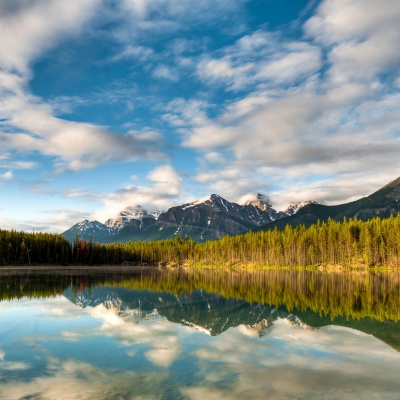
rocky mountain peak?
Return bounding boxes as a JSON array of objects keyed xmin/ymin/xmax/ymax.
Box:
[
  {"xmin": 105, "ymin": 205, "xmax": 157, "ymax": 230},
  {"xmin": 62, "ymin": 178, "xmax": 400, "ymax": 244},
  {"xmin": 180, "ymin": 194, "xmax": 229, "ymax": 210},
  {"xmin": 78, "ymin": 219, "xmax": 90, "ymax": 226},
  {"xmin": 209, "ymin": 194, "xmax": 223, "ymax": 201},
  {"xmin": 284, "ymin": 201, "xmax": 318, "ymax": 216},
  {"xmin": 63, "ymin": 219, "xmax": 116, "ymax": 242},
  {"xmin": 242, "ymin": 193, "xmax": 272, "ymax": 211},
  {"xmin": 150, "ymin": 210, "xmax": 162, "ymax": 219},
  {"xmin": 76, "ymin": 220, "xmax": 107, "ymax": 231}
]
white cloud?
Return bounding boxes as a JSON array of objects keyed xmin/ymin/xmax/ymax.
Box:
[
  {"xmin": 203, "ymin": 152, "xmax": 226, "ymax": 165},
  {"xmin": 0, "ymin": 164, "xmax": 183, "ymax": 232},
  {"xmin": 169, "ymin": 1, "xmax": 400, "ymax": 206},
  {"xmin": 112, "ymin": 0, "xmax": 248, "ymax": 65},
  {"xmin": 0, "ymin": 152, "xmax": 10, "ymax": 161},
  {"xmin": 0, "ymin": 0, "xmax": 102, "ymax": 74},
  {"xmin": 194, "ymin": 168, "xmax": 270, "ymax": 203},
  {"xmin": 93, "ymin": 164, "xmax": 183, "ymax": 222},
  {"xmin": 267, "ymin": 172, "xmax": 395, "ymax": 212},
  {"xmin": 147, "ymin": 164, "xmax": 181, "ymax": 188},
  {"xmin": 238, "ymin": 192, "xmax": 271, "ymax": 206},
  {"xmin": 163, "ymin": 99, "xmax": 210, "ymax": 127},
  {"xmin": 0, "ymin": 209, "xmax": 93, "ymax": 233},
  {"xmin": 152, "ymin": 64, "xmax": 179, "ymax": 82},
  {"xmin": 0, "ymin": 170, "xmax": 13, "ymax": 182},
  {"xmin": 255, "ymin": 43, "xmax": 321, "ymax": 84},
  {"xmin": 305, "ymin": 0, "xmax": 400, "ymax": 44},
  {"xmin": 305, "ymin": 0, "xmax": 400, "ymax": 85},
  {"xmin": 184, "ymin": 85, "xmax": 400, "ymax": 205},
  {"xmin": 2, "ymin": 0, "xmax": 400, "ymax": 228},
  {"xmin": 197, "ymin": 31, "xmax": 322, "ymax": 90},
  {"xmin": 0, "ymin": 96, "xmax": 166, "ymax": 171},
  {"xmin": 120, "ymin": 0, "xmax": 246, "ymax": 26},
  {"xmin": 11, "ymin": 161, "xmax": 38, "ymax": 169},
  {"xmin": 0, "ymin": 0, "xmax": 166, "ymax": 172},
  {"xmin": 109, "ymin": 45, "xmax": 155, "ymax": 62}
]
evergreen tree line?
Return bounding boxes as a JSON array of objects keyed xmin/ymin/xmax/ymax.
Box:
[
  {"xmin": 1, "ymin": 269, "xmax": 399, "ymax": 322},
  {"xmin": 103, "ymin": 268, "xmax": 400, "ymax": 322},
  {"xmin": 1, "ymin": 215, "xmax": 400, "ymax": 267},
  {"xmin": 0, "ymin": 229, "xmax": 71, "ymax": 265}
]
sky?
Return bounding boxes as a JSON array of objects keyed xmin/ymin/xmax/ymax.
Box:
[{"xmin": 0, "ymin": 0, "xmax": 400, "ymax": 233}]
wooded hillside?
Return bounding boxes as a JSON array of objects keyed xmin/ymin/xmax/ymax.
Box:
[{"xmin": 1, "ymin": 215, "xmax": 400, "ymax": 268}]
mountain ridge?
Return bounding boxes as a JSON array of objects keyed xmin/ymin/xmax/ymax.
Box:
[
  {"xmin": 257, "ymin": 177, "xmax": 400, "ymax": 232},
  {"xmin": 63, "ymin": 192, "xmax": 296, "ymax": 243},
  {"xmin": 62, "ymin": 177, "xmax": 400, "ymax": 243}
]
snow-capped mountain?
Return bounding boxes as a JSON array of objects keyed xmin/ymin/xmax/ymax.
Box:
[
  {"xmin": 179, "ymin": 193, "xmax": 269, "ymax": 218},
  {"xmin": 62, "ymin": 194, "xmax": 317, "ymax": 244},
  {"xmin": 284, "ymin": 201, "xmax": 318, "ymax": 216},
  {"xmin": 63, "ymin": 205, "xmax": 161, "ymax": 243},
  {"xmin": 149, "ymin": 210, "xmax": 162, "ymax": 219},
  {"xmin": 242, "ymin": 193, "xmax": 272, "ymax": 211},
  {"xmin": 60, "ymin": 176, "xmax": 400, "ymax": 244},
  {"xmin": 62, "ymin": 220, "xmax": 116, "ymax": 243},
  {"xmin": 241, "ymin": 193, "xmax": 289, "ymax": 221},
  {"xmin": 63, "ymin": 194, "xmax": 292, "ymax": 243},
  {"xmin": 155, "ymin": 193, "xmax": 285, "ymax": 240},
  {"xmin": 105, "ymin": 205, "xmax": 161, "ymax": 230}
]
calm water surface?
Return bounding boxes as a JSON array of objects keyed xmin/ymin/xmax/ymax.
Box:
[{"xmin": 0, "ymin": 268, "xmax": 399, "ymax": 399}]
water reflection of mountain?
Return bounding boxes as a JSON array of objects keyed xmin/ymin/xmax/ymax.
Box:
[
  {"xmin": 79, "ymin": 268, "xmax": 400, "ymax": 322},
  {"xmin": 1, "ymin": 268, "xmax": 399, "ymax": 350},
  {"xmin": 63, "ymin": 285, "xmax": 400, "ymax": 351},
  {"xmin": 63, "ymin": 286, "xmax": 276, "ymax": 335},
  {"xmin": 292, "ymin": 308, "xmax": 400, "ymax": 352}
]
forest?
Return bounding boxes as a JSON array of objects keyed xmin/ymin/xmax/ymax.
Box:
[
  {"xmin": 1, "ymin": 215, "xmax": 400, "ymax": 268},
  {"xmin": 0, "ymin": 268, "xmax": 399, "ymax": 323}
]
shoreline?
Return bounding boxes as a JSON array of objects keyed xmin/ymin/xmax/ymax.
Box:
[
  {"xmin": 0, "ymin": 265, "xmax": 158, "ymax": 273},
  {"xmin": 0, "ymin": 264, "xmax": 398, "ymax": 273}
]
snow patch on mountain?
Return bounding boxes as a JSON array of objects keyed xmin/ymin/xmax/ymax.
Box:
[
  {"xmin": 181, "ymin": 195, "xmax": 217, "ymax": 210},
  {"xmin": 74, "ymin": 220, "xmax": 115, "ymax": 234},
  {"xmin": 150, "ymin": 210, "xmax": 162, "ymax": 219},
  {"xmin": 63, "ymin": 193, "xmax": 319, "ymax": 243},
  {"xmin": 105, "ymin": 205, "xmax": 162, "ymax": 230},
  {"xmin": 62, "ymin": 219, "xmax": 117, "ymax": 242},
  {"xmin": 240, "ymin": 193, "xmax": 317, "ymax": 216},
  {"xmin": 285, "ymin": 201, "xmax": 318, "ymax": 216},
  {"xmin": 241, "ymin": 193, "xmax": 272, "ymax": 211}
]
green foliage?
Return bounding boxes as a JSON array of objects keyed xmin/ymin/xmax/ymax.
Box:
[
  {"xmin": 1, "ymin": 268, "xmax": 399, "ymax": 323},
  {"xmin": 1, "ymin": 215, "xmax": 400, "ymax": 268},
  {"xmin": 0, "ymin": 229, "xmax": 72, "ymax": 266}
]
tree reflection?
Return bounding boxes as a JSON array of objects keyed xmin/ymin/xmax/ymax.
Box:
[{"xmin": 0, "ymin": 268, "xmax": 399, "ymax": 322}]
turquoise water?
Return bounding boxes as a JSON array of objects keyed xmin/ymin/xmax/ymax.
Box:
[{"xmin": 0, "ymin": 269, "xmax": 399, "ymax": 399}]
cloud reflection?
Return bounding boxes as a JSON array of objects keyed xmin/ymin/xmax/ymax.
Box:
[
  {"xmin": 0, "ymin": 295, "xmax": 399, "ymax": 399},
  {"xmin": 89, "ymin": 304, "xmax": 184, "ymax": 367},
  {"xmin": 0, "ymin": 358, "xmax": 169, "ymax": 400},
  {"xmin": 188, "ymin": 319, "xmax": 400, "ymax": 399}
]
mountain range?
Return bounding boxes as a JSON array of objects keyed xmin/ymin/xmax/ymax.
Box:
[
  {"xmin": 62, "ymin": 193, "xmax": 308, "ymax": 243},
  {"xmin": 257, "ymin": 176, "xmax": 400, "ymax": 232},
  {"xmin": 63, "ymin": 285, "xmax": 400, "ymax": 350},
  {"xmin": 62, "ymin": 177, "xmax": 400, "ymax": 244}
]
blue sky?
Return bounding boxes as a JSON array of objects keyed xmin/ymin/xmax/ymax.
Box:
[{"xmin": 1, "ymin": 0, "xmax": 400, "ymax": 232}]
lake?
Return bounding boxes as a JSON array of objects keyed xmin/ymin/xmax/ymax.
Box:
[{"xmin": 0, "ymin": 268, "xmax": 399, "ymax": 399}]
